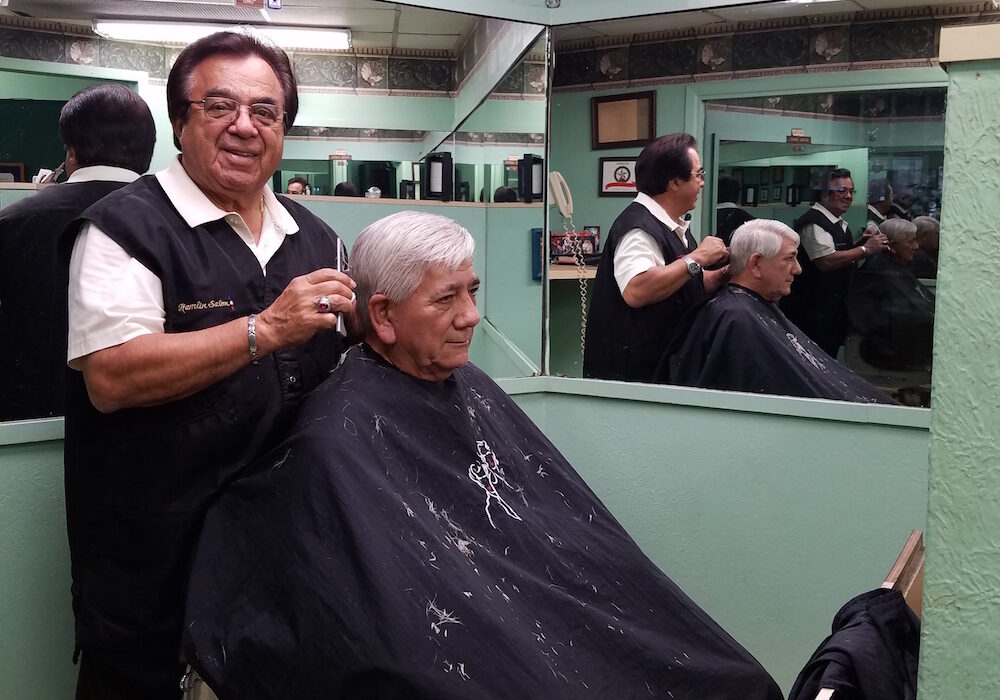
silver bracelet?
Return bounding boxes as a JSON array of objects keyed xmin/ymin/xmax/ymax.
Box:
[{"xmin": 247, "ymin": 313, "xmax": 259, "ymax": 364}]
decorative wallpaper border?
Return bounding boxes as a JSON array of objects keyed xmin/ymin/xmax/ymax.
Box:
[
  {"xmin": 553, "ymin": 4, "xmax": 1000, "ymax": 91},
  {"xmin": 0, "ymin": 17, "xmax": 543, "ymax": 97}
]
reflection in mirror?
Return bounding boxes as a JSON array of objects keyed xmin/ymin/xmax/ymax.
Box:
[
  {"xmin": 548, "ymin": 4, "xmax": 949, "ymax": 407},
  {"xmin": 0, "ymin": 2, "xmax": 548, "ymax": 423},
  {"xmin": 708, "ymin": 87, "xmax": 944, "ymax": 407}
]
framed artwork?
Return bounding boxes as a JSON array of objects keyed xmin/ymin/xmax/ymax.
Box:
[
  {"xmin": 759, "ymin": 168, "xmax": 770, "ymax": 186},
  {"xmin": 0, "ymin": 162, "xmax": 25, "ymax": 183},
  {"xmin": 760, "ymin": 187, "xmax": 769, "ymax": 203},
  {"xmin": 741, "ymin": 183, "xmax": 757, "ymax": 207},
  {"xmin": 591, "ymin": 91, "xmax": 656, "ymax": 150},
  {"xmin": 772, "ymin": 186, "xmax": 782, "ymax": 202},
  {"xmin": 771, "ymin": 166, "xmax": 784, "ymax": 184},
  {"xmin": 550, "ymin": 232, "xmax": 597, "ymax": 259},
  {"xmin": 583, "ymin": 225, "xmax": 601, "ymax": 251},
  {"xmin": 598, "ymin": 157, "xmax": 638, "ymax": 196}
]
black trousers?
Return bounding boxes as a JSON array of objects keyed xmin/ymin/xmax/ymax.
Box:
[{"xmin": 74, "ymin": 651, "xmax": 184, "ymax": 700}]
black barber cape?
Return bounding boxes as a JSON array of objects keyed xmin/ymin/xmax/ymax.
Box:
[
  {"xmin": 659, "ymin": 285, "xmax": 894, "ymax": 404},
  {"xmin": 788, "ymin": 588, "xmax": 920, "ymax": 700},
  {"xmin": 184, "ymin": 343, "xmax": 782, "ymax": 700}
]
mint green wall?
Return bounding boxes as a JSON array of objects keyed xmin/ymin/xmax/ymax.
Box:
[
  {"xmin": 0, "ymin": 422, "xmax": 74, "ymax": 700},
  {"xmin": 918, "ymin": 58, "xmax": 1000, "ymax": 699}
]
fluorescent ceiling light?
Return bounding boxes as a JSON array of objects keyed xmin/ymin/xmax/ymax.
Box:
[{"xmin": 92, "ymin": 20, "xmax": 351, "ymax": 51}]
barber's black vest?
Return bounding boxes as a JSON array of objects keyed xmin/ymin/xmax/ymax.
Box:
[
  {"xmin": 583, "ymin": 202, "xmax": 704, "ymax": 382},
  {"xmin": 63, "ymin": 176, "xmax": 345, "ymax": 685},
  {"xmin": 780, "ymin": 206, "xmax": 857, "ymax": 354}
]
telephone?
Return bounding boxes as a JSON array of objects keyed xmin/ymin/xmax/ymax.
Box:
[
  {"xmin": 549, "ymin": 171, "xmax": 574, "ymax": 222},
  {"xmin": 547, "ymin": 171, "xmax": 589, "ymax": 362}
]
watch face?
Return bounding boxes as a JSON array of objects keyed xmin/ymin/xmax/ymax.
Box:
[{"xmin": 685, "ymin": 257, "xmax": 700, "ymax": 274}]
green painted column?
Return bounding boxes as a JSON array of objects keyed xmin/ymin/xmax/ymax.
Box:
[{"xmin": 919, "ymin": 29, "xmax": 1000, "ymax": 698}]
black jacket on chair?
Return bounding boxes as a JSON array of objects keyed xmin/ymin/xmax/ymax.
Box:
[{"xmin": 788, "ymin": 588, "xmax": 920, "ymax": 700}]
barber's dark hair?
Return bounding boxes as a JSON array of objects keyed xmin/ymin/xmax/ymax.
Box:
[
  {"xmin": 166, "ymin": 30, "xmax": 298, "ymax": 150},
  {"xmin": 717, "ymin": 174, "xmax": 740, "ymax": 204},
  {"xmin": 866, "ymin": 178, "xmax": 891, "ymax": 204},
  {"xmin": 59, "ymin": 84, "xmax": 155, "ymax": 173},
  {"xmin": 635, "ymin": 132, "xmax": 697, "ymax": 197},
  {"xmin": 287, "ymin": 176, "xmax": 309, "ymax": 189},
  {"xmin": 334, "ymin": 181, "xmax": 358, "ymax": 197},
  {"xmin": 821, "ymin": 168, "xmax": 852, "ymax": 195},
  {"xmin": 493, "ymin": 186, "xmax": 517, "ymax": 203}
]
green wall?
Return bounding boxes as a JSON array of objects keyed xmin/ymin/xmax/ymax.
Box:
[{"xmin": 918, "ymin": 57, "xmax": 1000, "ymax": 698}]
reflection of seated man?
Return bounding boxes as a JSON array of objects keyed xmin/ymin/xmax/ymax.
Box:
[
  {"xmin": 910, "ymin": 215, "xmax": 939, "ymax": 279},
  {"xmin": 285, "ymin": 176, "xmax": 309, "ymax": 195},
  {"xmin": 866, "ymin": 178, "xmax": 892, "ymax": 226},
  {"xmin": 715, "ymin": 173, "xmax": 753, "ymax": 246},
  {"xmin": 660, "ymin": 220, "xmax": 893, "ymax": 403},
  {"xmin": 849, "ymin": 218, "xmax": 935, "ymax": 371},
  {"xmin": 183, "ymin": 211, "xmax": 784, "ymax": 700}
]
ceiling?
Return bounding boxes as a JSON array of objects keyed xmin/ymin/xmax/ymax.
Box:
[
  {"xmin": 553, "ymin": 0, "xmax": 994, "ymax": 44},
  {"xmin": 0, "ymin": 0, "xmax": 478, "ymax": 53}
]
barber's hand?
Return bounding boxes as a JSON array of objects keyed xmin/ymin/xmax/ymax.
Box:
[
  {"xmin": 690, "ymin": 235, "xmax": 728, "ymax": 267},
  {"xmin": 860, "ymin": 222, "xmax": 882, "ymax": 243},
  {"xmin": 862, "ymin": 232, "xmax": 891, "ymax": 256},
  {"xmin": 256, "ymin": 268, "xmax": 356, "ymax": 351}
]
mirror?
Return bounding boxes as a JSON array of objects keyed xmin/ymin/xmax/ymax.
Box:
[
  {"xmin": 0, "ymin": 1, "xmax": 548, "ymax": 422},
  {"xmin": 548, "ymin": 7, "xmax": 946, "ymax": 406}
]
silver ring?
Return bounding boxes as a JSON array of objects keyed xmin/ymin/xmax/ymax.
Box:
[{"xmin": 316, "ymin": 295, "xmax": 332, "ymax": 313}]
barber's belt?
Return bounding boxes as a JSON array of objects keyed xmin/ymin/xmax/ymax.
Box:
[{"xmin": 180, "ymin": 666, "xmax": 219, "ymax": 700}]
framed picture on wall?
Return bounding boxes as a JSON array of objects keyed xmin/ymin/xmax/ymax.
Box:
[
  {"xmin": 583, "ymin": 225, "xmax": 601, "ymax": 251},
  {"xmin": 598, "ymin": 157, "xmax": 638, "ymax": 196},
  {"xmin": 771, "ymin": 166, "xmax": 784, "ymax": 184},
  {"xmin": 760, "ymin": 168, "xmax": 770, "ymax": 186},
  {"xmin": 591, "ymin": 91, "xmax": 656, "ymax": 150},
  {"xmin": 760, "ymin": 187, "xmax": 769, "ymax": 203},
  {"xmin": 0, "ymin": 162, "xmax": 25, "ymax": 183},
  {"xmin": 772, "ymin": 186, "xmax": 782, "ymax": 202}
]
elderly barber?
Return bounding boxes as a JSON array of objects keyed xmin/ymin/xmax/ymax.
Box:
[{"xmin": 64, "ymin": 31, "xmax": 354, "ymax": 699}]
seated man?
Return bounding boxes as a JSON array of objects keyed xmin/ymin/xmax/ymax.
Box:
[
  {"xmin": 910, "ymin": 215, "xmax": 939, "ymax": 279},
  {"xmin": 183, "ymin": 211, "xmax": 783, "ymax": 700},
  {"xmin": 849, "ymin": 218, "xmax": 935, "ymax": 371},
  {"xmin": 659, "ymin": 220, "xmax": 894, "ymax": 403}
]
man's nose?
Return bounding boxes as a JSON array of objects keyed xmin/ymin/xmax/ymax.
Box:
[
  {"xmin": 229, "ymin": 106, "xmax": 259, "ymax": 134},
  {"xmin": 456, "ymin": 294, "xmax": 480, "ymax": 328}
]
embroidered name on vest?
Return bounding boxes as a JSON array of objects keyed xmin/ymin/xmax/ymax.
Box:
[{"xmin": 177, "ymin": 298, "xmax": 235, "ymax": 313}]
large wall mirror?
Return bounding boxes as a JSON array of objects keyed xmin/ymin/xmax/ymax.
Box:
[
  {"xmin": 548, "ymin": 3, "xmax": 954, "ymax": 406},
  {"xmin": 0, "ymin": 0, "xmax": 548, "ymax": 423}
]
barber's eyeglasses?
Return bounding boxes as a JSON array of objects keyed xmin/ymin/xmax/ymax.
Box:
[
  {"xmin": 693, "ymin": 168, "xmax": 706, "ymax": 181},
  {"xmin": 189, "ymin": 97, "xmax": 283, "ymax": 128},
  {"xmin": 828, "ymin": 186, "xmax": 855, "ymax": 195}
]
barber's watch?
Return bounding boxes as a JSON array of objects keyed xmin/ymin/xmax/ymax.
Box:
[{"xmin": 682, "ymin": 256, "xmax": 702, "ymax": 276}]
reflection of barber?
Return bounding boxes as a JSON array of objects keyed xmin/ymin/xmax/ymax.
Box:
[
  {"xmin": 285, "ymin": 176, "xmax": 309, "ymax": 194},
  {"xmin": 866, "ymin": 178, "xmax": 892, "ymax": 226},
  {"xmin": 584, "ymin": 133, "xmax": 728, "ymax": 382},
  {"xmin": 0, "ymin": 84, "xmax": 155, "ymax": 422},
  {"xmin": 715, "ymin": 173, "xmax": 753, "ymax": 246},
  {"xmin": 780, "ymin": 168, "xmax": 889, "ymax": 358},
  {"xmin": 64, "ymin": 32, "xmax": 355, "ymax": 698}
]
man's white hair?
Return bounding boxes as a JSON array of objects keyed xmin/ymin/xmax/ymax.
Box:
[
  {"xmin": 351, "ymin": 211, "xmax": 475, "ymax": 334},
  {"xmin": 728, "ymin": 219, "xmax": 799, "ymax": 275},
  {"xmin": 881, "ymin": 217, "xmax": 917, "ymax": 243}
]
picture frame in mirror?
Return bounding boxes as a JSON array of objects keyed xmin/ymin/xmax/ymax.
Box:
[
  {"xmin": 582, "ymin": 225, "xmax": 601, "ymax": 252},
  {"xmin": 760, "ymin": 187, "xmax": 769, "ymax": 203},
  {"xmin": 598, "ymin": 157, "xmax": 638, "ymax": 196},
  {"xmin": 772, "ymin": 186, "xmax": 782, "ymax": 202},
  {"xmin": 591, "ymin": 91, "xmax": 655, "ymax": 150},
  {"xmin": 0, "ymin": 162, "xmax": 25, "ymax": 183}
]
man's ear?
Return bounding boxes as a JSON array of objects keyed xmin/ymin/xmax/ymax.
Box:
[
  {"xmin": 368, "ymin": 294, "xmax": 397, "ymax": 346},
  {"xmin": 748, "ymin": 252, "xmax": 765, "ymax": 279}
]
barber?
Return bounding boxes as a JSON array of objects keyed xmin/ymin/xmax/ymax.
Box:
[
  {"xmin": 64, "ymin": 31, "xmax": 354, "ymax": 699},
  {"xmin": 584, "ymin": 132, "xmax": 728, "ymax": 382}
]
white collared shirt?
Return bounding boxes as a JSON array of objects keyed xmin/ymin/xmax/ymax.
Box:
[
  {"xmin": 67, "ymin": 156, "xmax": 299, "ymax": 364},
  {"xmin": 800, "ymin": 202, "xmax": 848, "ymax": 261},
  {"xmin": 613, "ymin": 192, "xmax": 690, "ymax": 295},
  {"xmin": 66, "ymin": 165, "xmax": 141, "ymax": 184},
  {"xmin": 867, "ymin": 204, "xmax": 887, "ymax": 224}
]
